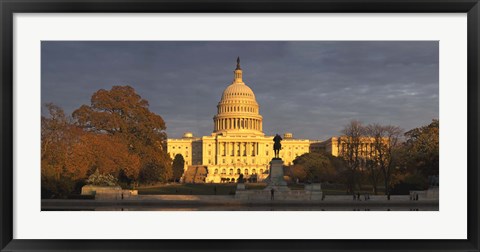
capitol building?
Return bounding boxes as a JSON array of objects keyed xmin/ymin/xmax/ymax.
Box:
[{"xmin": 167, "ymin": 58, "xmax": 342, "ymax": 183}]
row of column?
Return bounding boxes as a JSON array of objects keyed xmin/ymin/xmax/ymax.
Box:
[
  {"xmin": 218, "ymin": 141, "xmax": 259, "ymax": 157},
  {"xmin": 215, "ymin": 118, "xmax": 262, "ymax": 131},
  {"xmin": 215, "ymin": 168, "xmax": 264, "ymax": 175},
  {"xmin": 218, "ymin": 106, "xmax": 256, "ymax": 114}
]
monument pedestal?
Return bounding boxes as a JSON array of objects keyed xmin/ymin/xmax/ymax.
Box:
[
  {"xmin": 235, "ymin": 158, "xmax": 323, "ymax": 201},
  {"xmin": 264, "ymin": 158, "xmax": 290, "ymax": 192},
  {"xmin": 305, "ymin": 183, "xmax": 323, "ymax": 200}
]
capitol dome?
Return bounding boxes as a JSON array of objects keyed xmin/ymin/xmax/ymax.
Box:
[
  {"xmin": 221, "ymin": 81, "xmax": 256, "ymax": 101},
  {"xmin": 213, "ymin": 57, "xmax": 263, "ymax": 135}
]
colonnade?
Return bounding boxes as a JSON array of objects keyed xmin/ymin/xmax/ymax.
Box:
[
  {"xmin": 218, "ymin": 105, "xmax": 256, "ymax": 113},
  {"xmin": 214, "ymin": 117, "xmax": 262, "ymax": 131},
  {"xmin": 216, "ymin": 141, "xmax": 259, "ymax": 157},
  {"xmin": 214, "ymin": 168, "xmax": 264, "ymax": 175}
]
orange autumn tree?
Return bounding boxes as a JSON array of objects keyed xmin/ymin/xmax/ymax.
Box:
[
  {"xmin": 41, "ymin": 103, "xmax": 142, "ymax": 198},
  {"xmin": 41, "ymin": 103, "xmax": 83, "ymax": 198},
  {"xmin": 72, "ymin": 86, "xmax": 172, "ymax": 185},
  {"xmin": 66, "ymin": 134, "xmax": 141, "ymax": 182}
]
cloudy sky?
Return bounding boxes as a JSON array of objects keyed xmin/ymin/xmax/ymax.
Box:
[{"xmin": 41, "ymin": 41, "xmax": 438, "ymax": 140}]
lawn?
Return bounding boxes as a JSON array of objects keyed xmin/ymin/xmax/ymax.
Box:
[
  {"xmin": 137, "ymin": 182, "xmax": 385, "ymax": 195},
  {"xmin": 139, "ymin": 183, "xmax": 233, "ymax": 195}
]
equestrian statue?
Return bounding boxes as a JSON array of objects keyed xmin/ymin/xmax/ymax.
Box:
[{"xmin": 273, "ymin": 134, "xmax": 282, "ymax": 159}]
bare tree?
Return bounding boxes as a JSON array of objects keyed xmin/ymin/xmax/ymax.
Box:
[
  {"xmin": 364, "ymin": 157, "xmax": 381, "ymax": 195},
  {"xmin": 366, "ymin": 124, "xmax": 403, "ymax": 196},
  {"xmin": 339, "ymin": 120, "xmax": 365, "ymax": 193}
]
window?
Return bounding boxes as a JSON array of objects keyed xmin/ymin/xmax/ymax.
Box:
[
  {"xmin": 237, "ymin": 169, "xmax": 241, "ymax": 174},
  {"xmin": 229, "ymin": 169, "xmax": 233, "ymax": 175},
  {"xmin": 214, "ymin": 169, "xmax": 218, "ymax": 174},
  {"xmin": 244, "ymin": 169, "xmax": 249, "ymax": 175}
]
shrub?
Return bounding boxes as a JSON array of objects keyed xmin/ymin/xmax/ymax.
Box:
[{"xmin": 86, "ymin": 169, "xmax": 119, "ymax": 186}]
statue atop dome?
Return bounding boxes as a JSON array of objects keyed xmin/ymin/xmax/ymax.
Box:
[
  {"xmin": 236, "ymin": 56, "xmax": 241, "ymax": 70},
  {"xmin": 233, "ymin": 57, "xmax": 243, "ymax": 83}
]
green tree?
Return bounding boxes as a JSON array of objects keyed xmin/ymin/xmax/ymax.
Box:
[
  {"xmin": 289, "ymin": 164, "xmax": 307, "ymax": 182},
  {"xmin": 172, "ymin": 154, "xmax": 185, "ymax": 182},
  {"xmin": 72, "ymin": 86, "xmax": 172, "ymax": 185},
  {"xmin": 403, "ymin": 119, "xmax": 439, "ymax": 176},
  {"xmin": 292, "ymin": 152, "xmax": 336, "ymax": 183}
]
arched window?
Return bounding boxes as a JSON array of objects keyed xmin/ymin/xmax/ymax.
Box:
[
  {"xmin": 252, "ymin": 169, "xmax": 256, "ymax": 174},
  {"xmin": 237, "ymin": 169, "xmax": 241, "ymax": 174},
  {"xmin": 260, "ymin": 169, "xmax": 263, "ymax": 174},
  {"xmin": 244, "ymin": 169, "xmax": 249, "ymax": 175},
  {"xmin": 214, "ymin": 169, "xmax": 218, "ymax": 174},
  {"xmin": 221, "ymin": 169, "xmax": 226, "ymax": 174}
]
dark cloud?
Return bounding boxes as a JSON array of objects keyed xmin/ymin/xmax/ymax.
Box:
[{"xmin": 41, "ymin": 41, "xmax": 438, "ymax": 140}]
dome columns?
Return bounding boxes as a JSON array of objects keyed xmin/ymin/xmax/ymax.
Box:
[
  {"xmin": 213, "ymin": 117, "xmax": 262, "ymax": 132},
  {"xmin": 234, "ymin": 69, "xmax": 243, "ymax": 83}
]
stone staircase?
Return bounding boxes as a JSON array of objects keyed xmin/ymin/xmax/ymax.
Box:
[{"xmin": 182, "ymin": 165, "xmax": 208, "ymax": 183}]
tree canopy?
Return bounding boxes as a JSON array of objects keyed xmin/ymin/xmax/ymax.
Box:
[
  {"xmin": 172, "ymin": 154, "xmax": 185, "ymax": 182},
  {"xmin": 291, "ymin": 152, "xmax": 337, "ymax": 183},
  {"xmin": 403, "ymin": 119, "xmax": 439, "ymax": 176},
  {"xmin": 41, "ymin": 86, "xmax": 173, "ymax": 198},
  {"xmin": 72, "ymin": 86, "xmax": 172, "ymax": 185}
]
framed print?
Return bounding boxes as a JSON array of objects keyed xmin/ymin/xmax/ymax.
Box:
[{"xmin": 1, "ymin": 0, "xmax": 479, "ymax": 251}]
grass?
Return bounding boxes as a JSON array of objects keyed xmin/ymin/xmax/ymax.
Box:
[
  {"xmin": 137, "ymin": 182, "xmax": 386, "ymax": 196},
  {"xmin": 138, "ymin": 183, "xmax": 269, "ymax": 195},
  {"xmin": 139, "ymin": 183, "xmax": 237, "ymax": 195}
]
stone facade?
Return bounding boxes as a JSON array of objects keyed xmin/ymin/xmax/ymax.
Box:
[{"xmin": 167, "ymin": 58, "xmax": 382, "ymax": 183}]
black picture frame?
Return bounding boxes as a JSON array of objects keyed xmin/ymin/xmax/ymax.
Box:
[{"xmin": 1, "ymin": 0, "xmax": 479, "ymax": 251}]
